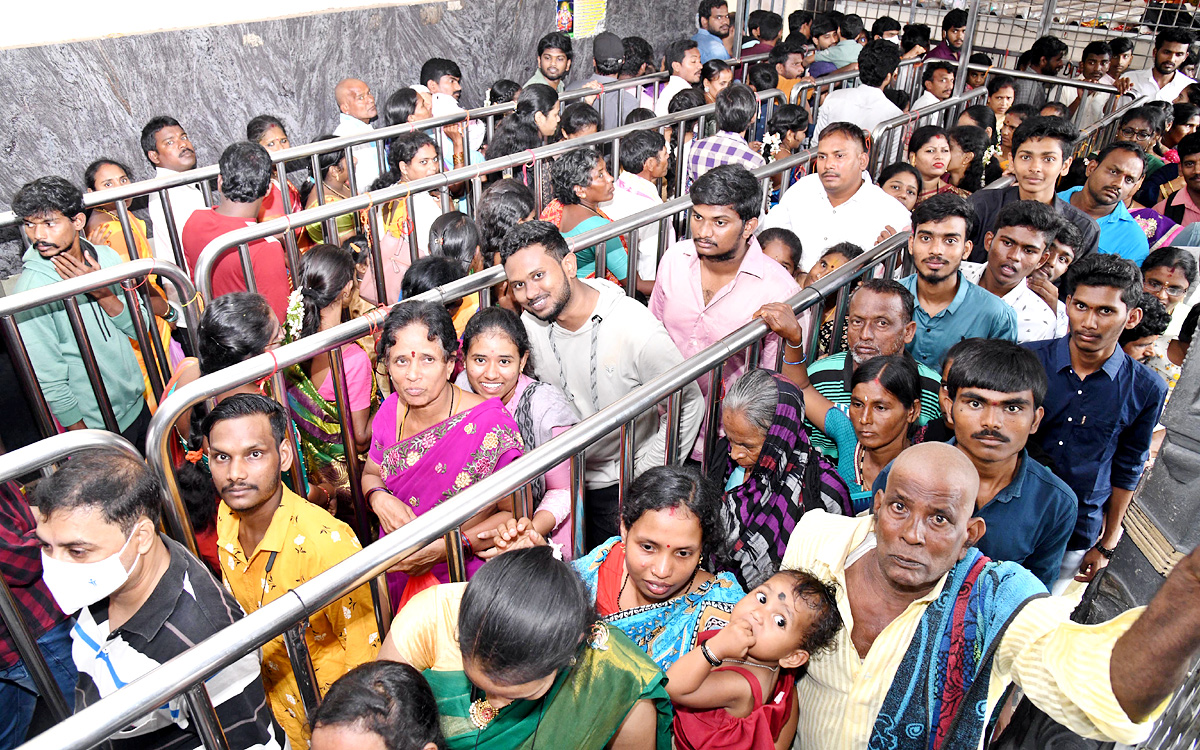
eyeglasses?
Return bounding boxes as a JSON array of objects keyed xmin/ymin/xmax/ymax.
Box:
[
  {"xmin": 1118, "ymin": 127, "xmax": 1154, "ymax": 140},
  {"xmin": 1145, "ymin": 279, "xmax": 1189, "ymax": 298}
]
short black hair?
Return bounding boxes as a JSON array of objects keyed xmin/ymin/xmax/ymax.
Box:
[
  {"xmin": 747, "ymin": 9, "xmax": 766, "ymax": 34},
  {"xmin": 537, "ymin": 31, "xmax": 574, "ymax": 61},
  {"xmin": 619, "ymin": 129, "xmax": 667, "ymax": 174},
  {"xmin": 901, "ymin": 23, "xmax": 931, "ymax": 53},
  {"xmin": 458, "ymin": 547, "xmax": 598, "ymax": 685},
  {"xmin": 878, "ymin": 161, "xmax": 922, "ymax": 191},
  {"xmin": 758, "ymin": 227, "xmax": 803, "ymax": 271},
  {"xmin": 970, "ymin": 52, "xmax": 993, "ymax": 66},
  {"xmin": 624, "ymin": 107, "xmax": 657, "ymax": 125},
  {"xmin": 1177, "ymin": 130, "xmax": 1200, "ymax": 160},
  {"xmin": 698, "ymin": 0, "xmax": 728, "ymax": 25},
  {"xmin": 922, "ymin": 60, "xmax": 956, "ymax": 84},
  {"xmin": 825, "ymin": 241, "xmax": 864, "ymax": 263},
  {"xmin": 1028, "ymin": 35, "xmax": 1069, "ymax": 66},
  {"xmin": 621, "ymin": 36, "xmax": 654, "ymax": 78},
  {"xmin": 818, "ymin": 121, "xmax": 868, "ymax": 153},
  {"xmin": 1064, "ymin": 252, "xmax": 1143, "ymax": 308},
  {"xmin": 1155, "ymin": 27, "xmax": 1196, "ymax": 50},
  {"xmin": 945, "ymin": 338, "xmax": 1048, "ymax": 408},
  {"xmin": 84, "ymin": 158, "xmax": 135, "ymax": 192},
  {"xmin": 884, "ymin": 88, "xmax": 911, "ymax": 111},
  {"xmin": 1082, "ymin": 40, "xmax": 1112, "ymax": 60},
  {"xmin": 908, "ymin": 124, "xmax": 949, "ymax": 155},
  {"xmin": 665, "ymin": 38, "xmax": 700, "ymax": 73},
  {"xmin": 852, "ymin": 277, "xmax": 916, "ymax": 324},
  {"xmin": 1109, "ymin": 37, "xmax": 1135, "ymax": 56},
  {"xmin": 420, "ymin": 58, "xmax": 462, "ymax": 88},
  {"xmin": 12, "ymin": 176, "xmax": 84, "ymax": 221},
  {"xmin": 839, "ymin": 13, "xmax": 865, "ymax": 40},
  {"xmin": 140, "ymin": 115, "xmax": 183, "ymax": 162},
  {"xmin": 961, "ymin": 104, "xmax": 997, "ymax": 136},
  {"xmin": 747, "ymin": 63, "xmax": 780, "ymax": 93},
  {"xmin": 1051, "ymin": 216, "xmax": 1084, "ymax": 257},
  {"xmin": 772, "ymin": 568, "xmax": 842, "ymax": 655},
  {"xmin": 560, "ymin": 102, "xmax": 601, "ymax": 136},
  {"xmin": 551, "ymin": 146, "xmax": 604, "ymax": 205},
  {"xmin": 33, "ymin": 448, "xmax": 162, "ymax": 532},
  {"xmin": 1095, "ymin": 140, "xmax": 1147, "ymax": 179},
  {"xmin": 987, "ymin": 74, "xmax": 1017, "ymax": 96},
  {"xmin": 1041, "ymin": 101, "xmax": 1070, "ymax": 118},
  {"xmin": 310, "ymin": 662, "xmax": 446, "ymax": 750},
  {"xmin": 758, "ymin": 11, "xmax": 783, "ymax": 41},
  {"xmin": 218, "ymin": 141, "xmax": 272, "ymax": 203},
  {"xmin": 1121, "ymin": 295, "xmax": 1171, "ymax": 346},
  {"xmin": 788, "ymin": 9, "xmax": 813, "ymax": 36},
  {"xmin": 992, "ymin": 199, "xmax": 1059, "ymax": 245},
  {"xmin": 1143, "ymin": 245, "xmax": 1198, "ymax": 289},
  {"xmin": 810, "ymin": 14, "xmax": 837, "ymax": 39},
  {"xmin": 702, "ymin": 59, "xmax": 731, "ymax": 85},
  {"xmin": 943, "ymin": 8, "xmax": 968, "ymax": 32},
  {"xmin": 690, "ymin": 163, "xmax": 763, "ymax": 223},
  {"xmin": 858, "ymin": 39, "xmax": 901, "ymax": 87},
  {"xmin": 201, "ymin": 393, "xmax": 289, "ymax": 446},
  {"xmin": 621, "ymin": 464, "xmax": 726, "ymax": 571},
  {"xmin": 499, "ymin": 219, "xmax": 570, "ymax": 264},
  {"xmin": 715, "ymin": 83, "xmax": 758, "ymax": 133},
  {"xmin": 1010, "ymin": 115, "xmax": 1079, "ymax": 159},
  {"xmin": 872, "ymin": 15, "xmax": 901, "ymax": 38},
  {"xmin": 401, "ymin": 255, "xmax": 469, "ymax": 302},
  {"xmin": 377, "ymin": 300, "xmax": 460, "ymax": 363},
  {"xmin": 769, "ymin": 37, "xmax": 807, "ymax": 67},
  {"xmin": 768, "ymin": 104, "xmax": 809, "ymax": 139},
  {"xmin": 910, "ymin": 192, "xmax": 978, "ymax": 241}
]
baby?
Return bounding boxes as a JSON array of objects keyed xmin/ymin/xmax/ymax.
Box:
[{"xmin": 668, "ymin": 570, "xmax": 842, "ymax": 750}]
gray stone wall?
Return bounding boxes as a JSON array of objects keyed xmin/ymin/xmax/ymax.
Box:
[{"xmin": 0, "ymin": 0, "xmax": 695, "ymax": 276}]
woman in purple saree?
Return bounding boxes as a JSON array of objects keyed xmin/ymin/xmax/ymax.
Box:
[{"xmin": 361, "ymin": 301, "xmax": 524, "ymax": 611}]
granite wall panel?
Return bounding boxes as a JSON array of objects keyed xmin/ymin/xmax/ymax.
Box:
[{"xmin": 0, "ymin": 0, "xmax": 694, "ymax": 276}]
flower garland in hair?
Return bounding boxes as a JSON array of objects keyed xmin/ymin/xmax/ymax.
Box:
[
  {"xmin": 285, "ymin": 288, "xmax": 305, "ymax": 345},
  {"xmin": 981, "ymin": 143, "xmax": 1000, "ymax": 170},
  {"xmin": 484, "ymin": 90, "xmax": 493, "ymax": 107},
  {"xmin": 762, "ymin": 131, "xmax": 783, "ymax": 163}
]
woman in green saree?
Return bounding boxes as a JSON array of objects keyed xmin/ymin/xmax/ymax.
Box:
[{"xmin": 378, "ymin": 546, "xmax": 672, "ymax": 749}]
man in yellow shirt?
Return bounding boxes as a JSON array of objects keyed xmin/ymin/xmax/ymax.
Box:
[
  {"xmin": 204, "ymin": 393, "xmax": 380, "ymax": 748},
  {"xmin": 783, "ymin": 441, "xmax": 1193, "ymax": 749}
]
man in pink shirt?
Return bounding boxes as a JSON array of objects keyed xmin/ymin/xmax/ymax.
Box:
[
  {"xmin": 182, "ymin": 141, "xmax": 291, "ymax": 320},
  {"xmin": 650, "ymin": 164, "xmax": 801, "ymax": 460}
]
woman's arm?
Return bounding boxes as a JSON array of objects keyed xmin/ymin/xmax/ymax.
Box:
[
  {"xmin": 607, "ymin": 699, "xmax": 660, "ymax": 750},
  {"xmin": 361, "ymin": 457, "xmax": 417, "ymax": 535}
]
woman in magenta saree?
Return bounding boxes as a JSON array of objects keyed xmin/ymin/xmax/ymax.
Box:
[{"xmin": 361, "ymin": 301, "xmax": 524, "ymax": 611}]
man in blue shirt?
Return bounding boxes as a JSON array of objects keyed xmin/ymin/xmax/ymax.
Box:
[
  {"xmin": 1025, "ymin": 253, "xmax": 1167, "ymax": 593},
  {"xmin": 901, "ymin": 194, "xmax": 1019, "ymax": 369},
  {"xmin": 1059, "ymin": 141, "xmax": 1150, "ymax": 265},
  {"xmin": 873, "ymin": 338, "xmax": 1077, "ymax": 590},
  {"xmin": 692, "ymin": 0, "xmax": 733, "ymax": 62}
]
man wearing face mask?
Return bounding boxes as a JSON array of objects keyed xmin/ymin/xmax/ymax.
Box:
[{"xmin": 33, "ymin": 449, "xmax": 287, "ymax": 750}]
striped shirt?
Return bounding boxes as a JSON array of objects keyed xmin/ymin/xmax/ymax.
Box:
[
  {"xmin": 782, "ymin": 512, "xmax": 1160, "ymax": 749},
  {"xmin": 72, "ymin": 537, "xmax": 286, "ymax": 750},
  {"xmin": 686, "ymin": 131, "xmax": 765, "ymax": 191}
]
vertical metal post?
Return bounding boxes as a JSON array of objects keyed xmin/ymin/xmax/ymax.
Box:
[
  {"xmin": 595, "ymin": 242, "xmax": 608, "ymax": 281},
  {"xmin": 517, "ymin": 483, "xmax": 535, "ymax": 521},
  {"xmin": 156, "ymin": 190, "xmax": 189, "ymax": 272},
  {"xmin": 748, "ymin": 339, "xmax": 763, "ymax": 370},
  {"xmin": 183, "ymin": 684, "xmax": 231, "ymax": 750},
  {"xmin": 445, "ymin": 529, "xmax": 468, "ymax": 582},
  {"xmin": 3, "ymin": 319, "xmax": 58, "ymax": 438},
  {"xmin": 952, "ymin": 0, "xmax": 982, "ymax": 100},
  {"xmin": 237, "ymin": 244, "xmax": 257, "ymax": 294},
  {"xmin": 112, "ymin": 201, "xmax": 142, "ymax": 261},
  {"xmin": 699, "ymin": 361, "xmax": 725, "ymax": 476},
  {"xmin": 625, "ymin": 230, "xmax": 640, "ymax": 298},
  {"xmin": 63, "ymin": 297, "xmax": 120, "ymax": 433},
  {"xmin": 282, "ymin": 621, "xmax": 322, "ymax": 717},
  {"xmin": 1036, "ymin": 0, "xmax": 1058, "ymax": 38},
  {"xmin": 665, "ymin": 391, "xmax": 683, "ymax": 465},
  {"xmin": 267, "ymin": 370, "xmax": 306, "ymax": 495},
  {"xmin": 121, "ymin": 285, "xmax": 166, "ymax": 405},
  {"xmin": 829, "ymin": 282, "xmax": 853, "ymax": 355},
  {"xmin": 617, "ymin": 421, "xmax": 635, "ymax": 507},
  {"xmin": 0, "ymin": 577, "xmax": 71, "ymax": 722},
  {"xmin": 406, "ymin": 194, "xmax": 420, "ymax": 265},
  {"xmin": 571, "ymin": 452, "xmax": 588, "ymax": 559}
]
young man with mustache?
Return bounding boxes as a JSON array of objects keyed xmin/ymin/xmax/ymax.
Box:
[
  {"xmin": 900, "ymin": 193, "xmax": 1017, "ymax": 369},
  {"xmin": 871, "ymin": 338, "xmax": 1077, "ymax": 589},
  {"xmin": 141, "ymin": 115, "xmax": 207, "ymax": 266},
  {"xmin": 1116, "ymin": 27, "xmax": 1196, "ymax": 102},
  {"xmin": 1060, "ymin": 141, "xmax": 1149, "ymax": 264},
  {"xmin": 960, "ymin": 199, "xmax": 1060, "ymax": 343}
]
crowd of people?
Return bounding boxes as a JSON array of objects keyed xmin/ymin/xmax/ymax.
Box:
[{"xmin": 8, "ymin": 3, "xmax": 1200, "ymax": 750}]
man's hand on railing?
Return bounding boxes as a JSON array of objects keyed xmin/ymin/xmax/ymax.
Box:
[
  {"xmin": 475, "ymin": 516, "xmax": 547, "ymax": 558},
  {"xmin": 875, "ymin": 225, "xmax": 900, "ymax": 247},
  {"xmin": 580, "ymin": 80, "xmax": 602, "ymax": 107},
  {"xmin": 1114, "ymin": 77, "xmax": 1135, "ymax": 95},
  {"xmin": 901, "ymin": 45, "xmax": 927, "ymax": 60},
  {"xmin": 373, "ymin": 492, "xmax": 418, "ymax": 535}
]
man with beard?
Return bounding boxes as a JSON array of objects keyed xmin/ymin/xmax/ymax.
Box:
[
  {"xmin": 924, "ymin": 8, "xmax": 967, "ymax": 62},
  {"xmin": 1061, "ymin": 141, "xmax": 1150, "ymax": 263},
  {"xmin": 1025, "ymin": 253, "xmax": 1167, "ymax": 592},
  {"xmin": 331, "ymin": 77, "xmax": 381, "ymax": 192},
  {"xmin": 1155, "ymin": 131, "xmax": 1200, "ymax": 226},
  {"xmin": 141, "ymin": 115, "xmax": 207, "ymax": 267},
  {"xmin": 1117, "ymin": 28, "xmax": 1196, "ymax": 102},
  {"xmin": 206, "ymin": 394, "xmax": 378, "ymax": 748},
  {"xmin": 650, "ymin": 165, "xmax": 799, "ymax": 460},
  {"xmin": 526, "ymin": 32, "xmax": 573, "ymax": 91},
  {"xmin": 760, "ymin": 122, "xmax": 912, "ymax": 273},
  {"xmin": 692, "ymin": 0, "xmax": 732, "ymax": 63},
  {"xmin": 1012, "ymin": 36, "xmax": 1069, "ymax": 109},
  {"xmin": 960, "ymin": 200, "xmax": 1060, "ymax": 343},
  {"xmin": 871, "ymin": 338, "xmax": 1077, "ymax": 589},
  {"xmin": 500, "ymin": 221, "xmax": 703, "ymax": 547},
  {"xmin": 421, "ymin": 58, "xmax": 485, "ymax": 163},
  {"xmin": 11, "ymin": 177, "xmax": 151, "ymax": 447},
  {"xmin": 901, "ymin": 193, "xmax": 1017, "ymax": 369},
  {"xmin": 654, "ymin": 39, "xmax": 704, "ymax": 117}
]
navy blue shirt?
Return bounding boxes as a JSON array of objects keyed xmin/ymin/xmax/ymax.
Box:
[
  {"xmin": 872, "ymin": 448, "xmax": 1078, "ymax": 589},
  {"xmin": 1024, "ymin": 336, "xmax": 1167, "ymax": 550}
]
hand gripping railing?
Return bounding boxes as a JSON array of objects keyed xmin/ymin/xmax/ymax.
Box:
[
  {"xmin": 20, "ymin": 223, "xmax": 912, "ymax": 750},
  {"xmin": 195, "ymin": 88, "xmax": 789, "ymax": 305},
  {"xmin": 867, "ymin": 85, "xmax": 990, "ymax": 176},
  {"xmin": 0, "ymin": 258, "xmax": 201, "ymax": 442}
]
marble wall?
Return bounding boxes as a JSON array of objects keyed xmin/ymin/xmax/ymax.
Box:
[{"xmin": 0, "ymin": 0, "xmax": 695, "ymax": 276}]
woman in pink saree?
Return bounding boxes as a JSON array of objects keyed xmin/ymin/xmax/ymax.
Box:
[{"xmin": 361, "ymin": 300, "xmax": 523, "ymax": 611}]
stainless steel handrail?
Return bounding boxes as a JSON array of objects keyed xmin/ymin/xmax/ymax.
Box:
[
  {"xmin": 20, "ymin": 225, "xmax": 911, "ymax": 750},
  {"xmin": 867, "ymin": 85, "xmax": 990, "ymax": 174}
]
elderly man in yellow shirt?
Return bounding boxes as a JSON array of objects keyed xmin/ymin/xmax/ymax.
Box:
[
  {"xmin": 783, "ymin": 441, "xmax": 1192, "ymax": 749},
  {"xmin": 204, "ymin": 393, "xmax": 381, "ymax": 748}
]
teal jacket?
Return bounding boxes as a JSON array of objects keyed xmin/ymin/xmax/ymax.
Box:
[{"xmin": 14, "ymin": 242, "xmax": 148, "ymax": 431}]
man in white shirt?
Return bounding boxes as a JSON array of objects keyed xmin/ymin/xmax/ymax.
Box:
[
  {"xmin": 759, "ymin": 123, "xmax": 911, "ymax": 272},
  {"xmin": 960, "ymin": 199, "xmax": 1059, "ymax": 343},
  {"xmin": 1116, "ymin": 28, "xmax": 1196, "ymax": 103},
  {"xmin": 422, "ymin": 58, "xmax": 485, "ymax": 162},
  {"xmin": 331, "ymin": 78, "xmax": 381, "ymax": 191},
  {"xmin": 1062, "ymin": 41, "xmax": 1115, "ymax": 128},
  {"xmin": 912, "ymin": 60, "xmax": 956, "ymax": 110},
  {"xmin": 140, "ymin": 116, "xmax": 207, "ymax": 268},
  {"xmin": 814, "ymin": 39, "xmax": 902, "ymax": 137},
  {"xmin": 600, "ymin": 129, "xmax": 673, "ymax": 295},
  {"xmin": 655, "ymin": 39, "xmax": 703, "ymax": 117}
]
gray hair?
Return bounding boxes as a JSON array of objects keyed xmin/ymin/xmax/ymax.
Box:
[{"xmin": 722, "ymin": 369, "xmax": 779, "ymax": 434}]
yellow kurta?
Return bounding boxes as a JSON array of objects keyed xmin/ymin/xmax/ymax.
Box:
[
  {"xmin": 781, "ymin": 511, "xmax": 1163, "ymax": 750},
  {"xmin": 384, "ymin": 582, "xmax": 468, "ymax": 672},
  {"xmin": 218, "ymin": 486, "xmax": 381, "ymax": 747}
]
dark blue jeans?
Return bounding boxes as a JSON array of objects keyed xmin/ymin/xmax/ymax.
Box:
[{"xmin": 0, "ymin": 618, "xmax": 76, "ymax": 750}]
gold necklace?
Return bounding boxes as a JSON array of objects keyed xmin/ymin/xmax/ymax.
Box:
[
  {"xmin": 323, "ymin": 181, "xmax": 349, "ymax": 200},
  {"xmin": 469, "ymin": 696, "xmax": 498, "ymax": 729}
]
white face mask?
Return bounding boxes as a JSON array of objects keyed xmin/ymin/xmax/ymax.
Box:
[
  {"xmin": 41, "ymin": 529, "xmax": 143, "ymax": 614},
  {"xmin": 883, "ymin": 35, "xmax": 901, "ymax": 46}
]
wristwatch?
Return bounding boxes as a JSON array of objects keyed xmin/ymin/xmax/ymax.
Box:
[{"xmin": 1094, "ymin": 542, "xmax": 1116, "ymax": 559}]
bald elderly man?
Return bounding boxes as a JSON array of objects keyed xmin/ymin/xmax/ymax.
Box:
[
  {"xmin": 331, "ymin": 77, "xmax": 381, "ymax": 192},
  {"xmin": 782, "ymin": 442, "xmax": 1198, "ymax": 749}
]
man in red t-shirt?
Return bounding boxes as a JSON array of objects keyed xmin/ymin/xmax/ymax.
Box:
[{"xmin": 182, "ymin": 141, "xmax": 291, "ymax": 319}]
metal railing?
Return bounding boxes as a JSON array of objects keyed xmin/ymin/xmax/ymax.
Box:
[
  {"xmin": 18, "ymin": 211, "xmax": 912, "ymax": 750},
  {"xmin": 0, "ymin": 258, "xmax": 201, "ymax": 442},
  {"xmin": 868, "ymin": 86, "xmax": 992, "ymax": 175}
]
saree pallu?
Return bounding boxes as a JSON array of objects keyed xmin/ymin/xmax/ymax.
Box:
[
  {"xmin": 285, "ymin": 343, "xmax": 379, "ymax": 521},
  {"xmin": 374, "ymin": 395, "xmax": 524, "ymax": 607},
  {"xmin": 425, "ymin": 623, "xmax": 673, "ymax": 750},
  {"xmin": 573, "ymin": 538, "xmax": 745, "ymax": 670}
]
